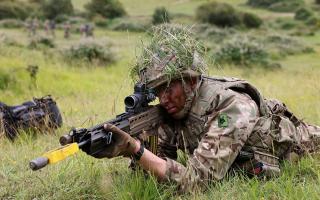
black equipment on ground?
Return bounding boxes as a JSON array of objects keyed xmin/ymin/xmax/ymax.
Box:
[{"xmin": 0, "ymin": 95, "xmax": 62, "ymax": 140}]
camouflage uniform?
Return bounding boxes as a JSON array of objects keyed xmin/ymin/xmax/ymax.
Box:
[
  {"xmin": 132, "ymin": 24, "xmax": 320, "ymax": 191},
  {"xmin": 156, "ymin": 76, "xmax": 320, "ymax": 191}
]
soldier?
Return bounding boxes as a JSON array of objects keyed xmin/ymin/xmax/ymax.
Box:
[
  {"xmin": 89, "ymin": 25, "xmax": 320, "ymax": 191},
  {"xmin": 24, "ymin": 17, "xmax": 33, "ymax": 37},
  {"xmin": 87, "ymin": 24, "xmax": 94, "ymax": 37},
  {"xmin": 80, "ymin": 24, "xmax": 86, "ymax": 38},
  {"xmin": 83, "ymin": 24, "xmax": 94, "ymax": 37},
  {"xmin": 44, "ymin": 19, "xmax": 50, "ymax": 36},
  {"xmin": 49, "ymin": 20, "xmax": 56, "ymax": 38},
  {"xmin": 63, "ymin": 21, "xmax": 71, "ymax": 39},
  {"xmin": 31, "ymin": 18, "xmax": 39, "ymax": 36}
]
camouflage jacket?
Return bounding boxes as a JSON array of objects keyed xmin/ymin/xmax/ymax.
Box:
[{"xmin": 156, "ymin": 76, "xmax": 320, "ymax": 191}]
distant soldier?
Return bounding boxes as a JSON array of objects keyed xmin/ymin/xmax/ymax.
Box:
[
  {"xmin": 63, "ymin": 21, "xmax": 71, "ymax": 39},
  {"xmin": 49, "ymin": 20, "xmax": 56, "ymax": 38},
  {"xmin": 24, "ymin": 18, "xmax": 33, "ymax": 37},
  {"xmin": 44, "ymin": 19, "xmax": 50, "ymax": 36},
  {"xmin": 30, "ymin": 18, "xmax": 39, "ymax": 36},
  {"xmin": 80, "ymin": 24, "xmax": 86, "ymax": 38},
  {"xmin": 84, "ymin": 24, "xmax": 90, "ymax": 37},
  {"xmin": 88, "ymin": 25, "xmax": 94, "ymax": 37},
  {"xmin": 81, "ymin": 24, "xmax": 94, "ymax": 38}
]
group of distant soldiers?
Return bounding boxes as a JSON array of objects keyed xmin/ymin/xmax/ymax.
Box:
[
  {"xmin": 43, "ymin": 19, "xmax": 57, "ymax": 38},
  {"xmin": 24, "ymin": 18, "xmax": 94, "ymax": 39}
]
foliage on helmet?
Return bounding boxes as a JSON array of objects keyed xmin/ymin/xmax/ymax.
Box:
[{"xmin": 130, "ymin": 24, "xmax": 207, "ymax": 88}]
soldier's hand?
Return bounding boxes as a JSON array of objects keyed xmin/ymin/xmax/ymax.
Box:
[{"xmin": 92, "ymin": 123, "xmax": 138, "ymax": 159}]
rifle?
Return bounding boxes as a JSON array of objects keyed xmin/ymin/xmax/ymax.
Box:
[{"xmin": 29, "ymin": 83, "xmax": 163, "ymax": 171}]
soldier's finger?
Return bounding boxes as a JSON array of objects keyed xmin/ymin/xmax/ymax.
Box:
[
  {"xmin": 103, "ymin": 123, "xmax": 114, "ymax": 131},
  {"xmin": 104, "ymin": 123, "xmax": 126, "ymax": 135}
]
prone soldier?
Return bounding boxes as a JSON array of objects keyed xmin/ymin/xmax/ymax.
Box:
[{"xmin": 89, "ymin": 25, "xmax": 320, "ymax": 192}]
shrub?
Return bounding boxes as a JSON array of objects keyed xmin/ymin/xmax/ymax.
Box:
[
  {"xmin": 247, "ymin": 0, "xmax": 278, "ymax": 7},
  {"xmin": 295, "ymin": 7, "xmax": 314, "ymax": 21},
  {"xmin": 152, "ymin": 7, "xmax": 171, "ymax": 25},
  {"xmin": 85, "ymin": 0, "xmax": 126, "ymax": 19},
  {"xmin": 269, "ymin": 1, "xmax": 303, "ymax": 12},
  {"xmin": 305, "ymin": 16, "xmax": 320, "ymax": 26},
  {"xmin": 93, "ymin": 15, "xmax": 110, "ymax": 27},
  {"xmin": 272, "ymin": 18, "xmax": 305, "ymax": 30},
  {"xmin": 63, "ymin": 38, "xmax": 115, "ymax": 65},
  {"xmin": 0, "ymin": 33, "xmax": 21, "ymax": 46},
  {"xmin": 0, "ymin": 1, "xmax": 34, "ymax": 20},
  {"xmin": 264, "ymin": 34, "xmax": 314, "ymax": 56},
  {"xmin": 68, "ymin": 16, "xmax": 87, "ymax": 25},
  {"xmin": 196, "ymin": 2, "xmax": 241, "ymax": 27},
  {"xmin": 112, "ymin": 21, "xmax": 147, "ymax": 32},
  {"xmin": 247, "ymin": 0, "xmax": 304, "ymax": 12},
  {"xmin": 41, "ymin": 0, "xmax": 74, "ymax": 20},
  {"xmin": 214, "ymin": 35, "xmax": 269, "ymax": 67},
  {"xmin": 111, "ymin": 18, "xmax": 148, "ymax": 32},
  {"xmin": 73, "ymin": 9, "xmax": 89, "ymax": 18},
  {"xmin": 279, "ymin": 20, "xmax": 299, "ymax": 30},
  {"xmin": 55, "ymin": 14, "xmax": 69, "ymax": 23},
  {"xmin": 291, "ymin": 25, "xmax": 316, "ymax": 36},
  {"xmin": 0, "ymin": 19, "xmax": 24, "ymax": 28},
  {"xmin": 28, "ymin": 36, "xmax": 55, "ymax": 49},
  {"xmin": 242, "ymin": 12, "xmax": 263, "ymax": 28},
  {"xmin": 28, "ymin": 0, "xmax": 43, "ymax": 3},
  {"xmin": 193, "ymin": 23, "xmax": 235, "ymax": 43}
]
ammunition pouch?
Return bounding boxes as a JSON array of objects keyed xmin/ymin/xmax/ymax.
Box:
[{"xmin": 0, "ymin": 95, "xmax": 62, "ymax": 140}]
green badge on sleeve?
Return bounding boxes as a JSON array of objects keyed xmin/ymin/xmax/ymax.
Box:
[{"xmin": 218, "ymin": 113, "xmax": 229, "ymax": 128}]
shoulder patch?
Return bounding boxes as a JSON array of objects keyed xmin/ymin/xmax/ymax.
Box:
[{"xmin": 218, "ymin": 113, "xmax": 229, "ymax": 128}]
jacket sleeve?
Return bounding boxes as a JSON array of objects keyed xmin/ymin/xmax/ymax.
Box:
[{"xmin": 163, "ymin": 90, "xmax": 259, "ymax": 191}]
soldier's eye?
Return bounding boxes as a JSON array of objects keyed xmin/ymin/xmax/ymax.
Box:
[
  {"xmin": 165, "ymin": 87, "xmax": 172, "ymax": 94},
  {"xmin": 154, "ymin": 85, "xmax": 166, "ymax": 96},
  {"xmin": 154, "ymin": 88, "xmax": 162, "ymax": 96}
]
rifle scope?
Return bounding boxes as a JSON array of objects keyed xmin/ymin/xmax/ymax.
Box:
[{"xmin": 124, "ymin": 83, "xmax": 155, "ymax": 112}]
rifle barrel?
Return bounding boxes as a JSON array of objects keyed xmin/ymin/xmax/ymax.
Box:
[{"xmin": 29, "ymin": 143, "xmax": 80, "ymax": 171}]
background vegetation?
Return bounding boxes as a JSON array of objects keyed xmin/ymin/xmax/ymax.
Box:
[{"xmin": 0, "ymin": 0, "xmax": 320, "ymax": 199}]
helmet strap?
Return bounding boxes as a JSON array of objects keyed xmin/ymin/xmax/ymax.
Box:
[{"xmin": 171, "ymin": 76, "xmax": 202, "ymax": 119}]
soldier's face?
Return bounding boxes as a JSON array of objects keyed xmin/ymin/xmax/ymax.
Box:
[{"xmin": 156, "ymin": 80, "xmax": 186, "ymax": 115}]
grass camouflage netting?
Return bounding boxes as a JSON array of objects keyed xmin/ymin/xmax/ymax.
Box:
[{"xmin": 130, "ymin": 24, "xmax": 207, "ymax": 85}]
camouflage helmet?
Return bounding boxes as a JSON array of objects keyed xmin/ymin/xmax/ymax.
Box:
[{"xmin": 131, "ymin": 24, "xmax": 207, "ymax": 89}]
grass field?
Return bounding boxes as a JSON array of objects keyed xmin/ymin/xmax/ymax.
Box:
[{"xmin": 1, "ymin": 0, "xmax": 320, "ymax": 199}]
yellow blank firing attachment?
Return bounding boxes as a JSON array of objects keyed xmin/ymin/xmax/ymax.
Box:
[{"xmin": 29, "ymin": 143, "xmax": 80, "ymax": 171}]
